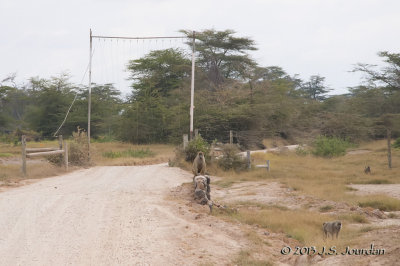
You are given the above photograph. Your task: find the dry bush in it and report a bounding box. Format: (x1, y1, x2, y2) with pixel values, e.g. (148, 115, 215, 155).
(46, 127, 89, 167)
(69, 127, 89, 166)
(217, 144, 248, 171)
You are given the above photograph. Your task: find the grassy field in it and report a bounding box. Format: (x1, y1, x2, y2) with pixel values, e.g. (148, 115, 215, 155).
(203, 139, 400, 265)
(211, 140, 400, 206)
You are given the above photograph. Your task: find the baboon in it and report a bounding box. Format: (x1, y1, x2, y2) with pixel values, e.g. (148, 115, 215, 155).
(364, 166, 371, 174)
(323, 221, 342, 239)
(192, 151, 206, 176)
(194, 175, 212, 212)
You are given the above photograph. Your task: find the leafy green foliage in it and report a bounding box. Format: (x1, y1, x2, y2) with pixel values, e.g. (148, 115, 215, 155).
(393, 137, 400, 148)
(299, 75, 331, 101)
(184, 135, 210, 162)
(120, 49, 191, 144)
(181, 29, 257, 86)
(312, 136, 352, 157)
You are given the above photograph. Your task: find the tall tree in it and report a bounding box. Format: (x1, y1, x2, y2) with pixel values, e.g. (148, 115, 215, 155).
(353, 51, 400, 168)
(127, 48, 191, 99)
(122, 48, 191, 143)
(299, 75, 331, 101)
(354, 51, 400, 91)
(181, 29, 257, 86)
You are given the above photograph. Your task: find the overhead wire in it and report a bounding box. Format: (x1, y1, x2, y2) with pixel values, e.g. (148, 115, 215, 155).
(53, 48, 95, 137)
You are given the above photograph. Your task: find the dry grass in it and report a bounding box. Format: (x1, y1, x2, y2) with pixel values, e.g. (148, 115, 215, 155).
(212, 140, 399, 205)
(233, 250, 273, 266)
(357, 195, 400, 211)
(210, 140, 400, 252)
(0, 162, 65, 185)
(1, 140, 63, 183)
(0, 140, 175, 183)
(91, 142, 174, 166)
(214, 203, 363, 250)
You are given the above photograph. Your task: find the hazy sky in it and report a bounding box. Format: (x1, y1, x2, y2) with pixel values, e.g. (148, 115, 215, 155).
(1, 0, 399, 95)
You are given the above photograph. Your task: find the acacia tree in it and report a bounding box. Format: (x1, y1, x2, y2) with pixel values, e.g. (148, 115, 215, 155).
(122, 48, 191, 143)
(299, 75, 331, 101)
(353, 51, 400, 168)
(180, 29, 257, 86)
(354, 51, 400, 91)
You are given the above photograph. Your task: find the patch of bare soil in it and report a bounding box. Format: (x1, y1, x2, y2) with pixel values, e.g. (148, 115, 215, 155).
(169, 182, 302, 265)
(346, 149, 371, 155)
(213, 181, 352, 213)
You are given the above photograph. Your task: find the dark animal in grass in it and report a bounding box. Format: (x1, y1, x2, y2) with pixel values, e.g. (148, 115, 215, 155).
(364, 166, 371, 174)
(323, 221, 342, 239)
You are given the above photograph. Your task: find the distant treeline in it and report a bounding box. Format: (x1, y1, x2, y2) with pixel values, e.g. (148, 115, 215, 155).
(1, 29, 399, 147)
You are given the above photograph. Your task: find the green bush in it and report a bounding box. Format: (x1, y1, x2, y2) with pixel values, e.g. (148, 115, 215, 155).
(393, 137, 400, 149)
(184, 135, 210, 162)
(217, 144, 248, 171)
(313, 136, 352, 157)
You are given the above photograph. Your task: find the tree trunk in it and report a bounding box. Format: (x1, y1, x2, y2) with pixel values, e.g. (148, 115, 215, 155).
(387, 128, 392, 169)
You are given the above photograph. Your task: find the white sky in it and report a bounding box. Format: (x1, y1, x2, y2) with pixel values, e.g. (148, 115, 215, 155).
(1, 0, 399, 95)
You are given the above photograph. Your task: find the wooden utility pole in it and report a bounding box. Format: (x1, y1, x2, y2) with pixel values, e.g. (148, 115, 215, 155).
(88, 29, 93, 161)
(58, 135, 63, 149)
(190, 31, 195, 140)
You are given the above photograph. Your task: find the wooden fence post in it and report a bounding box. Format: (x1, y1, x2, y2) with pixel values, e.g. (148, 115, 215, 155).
(183, 134, 189, 149)
(229, 130, 233, 144)
(58, 135, 63, 149)
(64, 141, 68, 171)
(266, 160, 270, 172)
(246, 150, 251, 169)
(21, 135, 26, 176)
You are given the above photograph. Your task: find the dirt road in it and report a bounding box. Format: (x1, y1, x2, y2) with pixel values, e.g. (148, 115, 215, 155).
(0, 164, 244, 265)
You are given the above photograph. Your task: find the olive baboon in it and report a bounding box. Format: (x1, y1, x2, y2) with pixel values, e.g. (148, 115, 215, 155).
(364, 166, 371, 174)
(194, 175, 212, 212)
(323, 221, 342, 239)
(192, 151, 206, 176)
